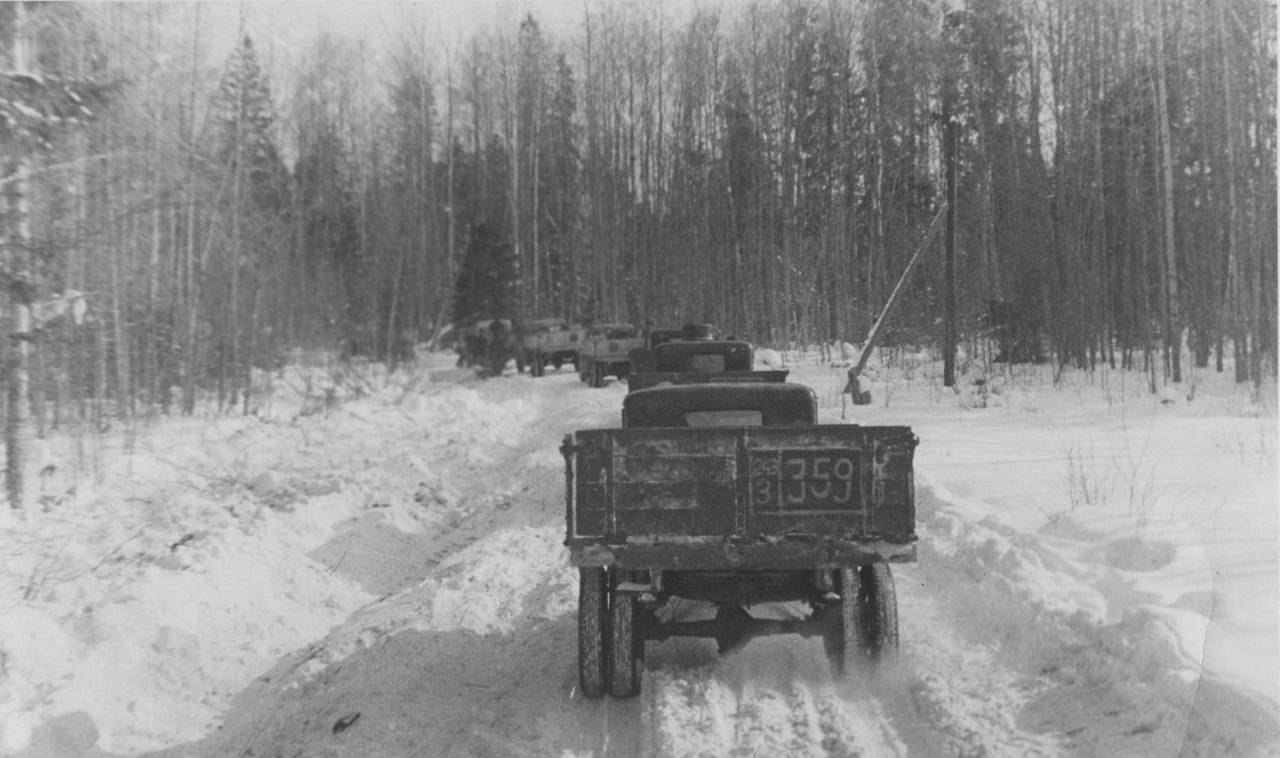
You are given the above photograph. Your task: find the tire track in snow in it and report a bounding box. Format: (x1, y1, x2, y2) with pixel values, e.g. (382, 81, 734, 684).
(147, 371, 630, 758)
(152, 365, 1276, 758)
(638, 633, 911, 756)
(628, 490, 1077, 758)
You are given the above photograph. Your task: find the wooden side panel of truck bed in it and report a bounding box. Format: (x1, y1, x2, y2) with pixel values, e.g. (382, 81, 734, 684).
(563, 426, 916, 568)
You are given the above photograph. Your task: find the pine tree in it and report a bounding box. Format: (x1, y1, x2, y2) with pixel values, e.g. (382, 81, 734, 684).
(385, 59, 440, 355)
(542, 53, 580, 319)
(294, 130, 361, 326)
(208, 33, 289, 411)
(212, 35, 289, 213)
(451, 221, 519, 328)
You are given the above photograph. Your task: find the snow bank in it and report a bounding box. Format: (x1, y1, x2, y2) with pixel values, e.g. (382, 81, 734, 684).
(1, 348, 1275, 757)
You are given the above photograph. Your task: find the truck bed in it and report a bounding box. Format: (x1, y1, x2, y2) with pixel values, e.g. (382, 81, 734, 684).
(562, 425, 917, 569)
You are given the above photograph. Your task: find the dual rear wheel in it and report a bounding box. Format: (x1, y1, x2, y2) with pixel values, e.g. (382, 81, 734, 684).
(578, 360, 606, 387)
(579, 563, 898, 697)
(578, 568, 641, 699)
(824, 563, 899, 678)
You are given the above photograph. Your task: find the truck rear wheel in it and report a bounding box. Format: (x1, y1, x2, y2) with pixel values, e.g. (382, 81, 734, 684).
(858, 562, 898, 661)
(608, 578, 641, 698)
(825, 568, 859, 678)
(578, 568, 608, 698)
(824, 563, 898, 678)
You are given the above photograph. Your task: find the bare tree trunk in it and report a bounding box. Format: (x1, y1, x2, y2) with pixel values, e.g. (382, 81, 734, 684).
(1214, 0, 1245, 381)
(6, 221, 33, 510)
(942, 46, 958, 388)
(532, 82, 541, 316)
(1151, 0, 1181, 383)
(505, 47, 521, 317)
(182, 7, 202, 414)
(110, 213, 131, 420)
(431, 51, 457, 351)
(243, 282, 259, 416)
(6, 2, 33, 509)
(385, 250, 406, 372)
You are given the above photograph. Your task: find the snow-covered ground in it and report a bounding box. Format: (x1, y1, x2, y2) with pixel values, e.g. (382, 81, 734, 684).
(1, 347, 1276, 757)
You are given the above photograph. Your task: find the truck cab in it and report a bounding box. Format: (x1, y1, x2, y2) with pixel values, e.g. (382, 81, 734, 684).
(622, 382, 815, 427)
(628, 325, 788, 391)
(564, 378, 917, 699)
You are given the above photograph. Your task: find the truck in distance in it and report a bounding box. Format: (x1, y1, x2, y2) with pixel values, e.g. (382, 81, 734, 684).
(577, 323, 644, 388)
(519, 318, 584, 377)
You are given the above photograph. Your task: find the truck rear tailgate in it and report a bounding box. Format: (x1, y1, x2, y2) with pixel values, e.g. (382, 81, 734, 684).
(563, 426, 916, 567)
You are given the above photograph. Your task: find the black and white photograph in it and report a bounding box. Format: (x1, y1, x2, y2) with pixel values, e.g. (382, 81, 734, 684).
(0, 1, 1275, 755)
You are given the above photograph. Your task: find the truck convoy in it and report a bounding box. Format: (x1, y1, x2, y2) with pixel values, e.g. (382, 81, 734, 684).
(561, 329, 918, 698)
(577, 323, 645, 388)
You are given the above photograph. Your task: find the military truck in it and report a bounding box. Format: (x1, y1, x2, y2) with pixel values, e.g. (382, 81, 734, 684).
(519, 318, 585, 377)
(455, 318, 519, 376)
(562, 380, 918, 698)
(628, 326, 789, 391)
(577, 323, 644, 388)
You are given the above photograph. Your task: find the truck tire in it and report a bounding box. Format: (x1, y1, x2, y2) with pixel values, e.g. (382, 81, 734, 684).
(824, 563, 898, 678)
(578, 568, 608, 698)
(591, 362, 605, 388)
(824, 568, 859, 678)
(608, 578, 641, 698)
(531, 353, 545, 377)
(858, 562, 898, 661)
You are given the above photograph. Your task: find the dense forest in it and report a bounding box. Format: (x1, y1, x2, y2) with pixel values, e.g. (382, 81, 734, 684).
(0, 0, 1275, 427)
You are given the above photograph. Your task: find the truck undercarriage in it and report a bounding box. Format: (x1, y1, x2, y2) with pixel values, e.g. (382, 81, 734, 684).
(564, 380, 918, 698)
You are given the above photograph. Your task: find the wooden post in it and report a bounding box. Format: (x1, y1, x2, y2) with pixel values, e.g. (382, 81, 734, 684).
(845, 205, 948, 405)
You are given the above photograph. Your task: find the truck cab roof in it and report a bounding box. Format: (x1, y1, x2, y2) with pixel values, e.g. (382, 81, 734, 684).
(587, 323, 637, 339)
(650, 340, 753, 372)
(523, 317, 568, 332)
(623, 383, 818, 428)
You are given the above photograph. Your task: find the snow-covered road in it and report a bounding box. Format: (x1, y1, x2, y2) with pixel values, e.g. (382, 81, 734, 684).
(4, 352, 1276, 757)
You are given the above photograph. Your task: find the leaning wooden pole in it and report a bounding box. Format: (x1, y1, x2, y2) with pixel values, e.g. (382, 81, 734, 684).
(845, 204, 948, 408)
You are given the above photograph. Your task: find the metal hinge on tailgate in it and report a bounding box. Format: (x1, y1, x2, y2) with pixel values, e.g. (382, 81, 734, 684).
(560, 435, 583, 458)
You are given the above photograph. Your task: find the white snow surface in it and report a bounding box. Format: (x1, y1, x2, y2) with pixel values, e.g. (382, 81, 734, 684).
(0, 348, 1276, 757)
